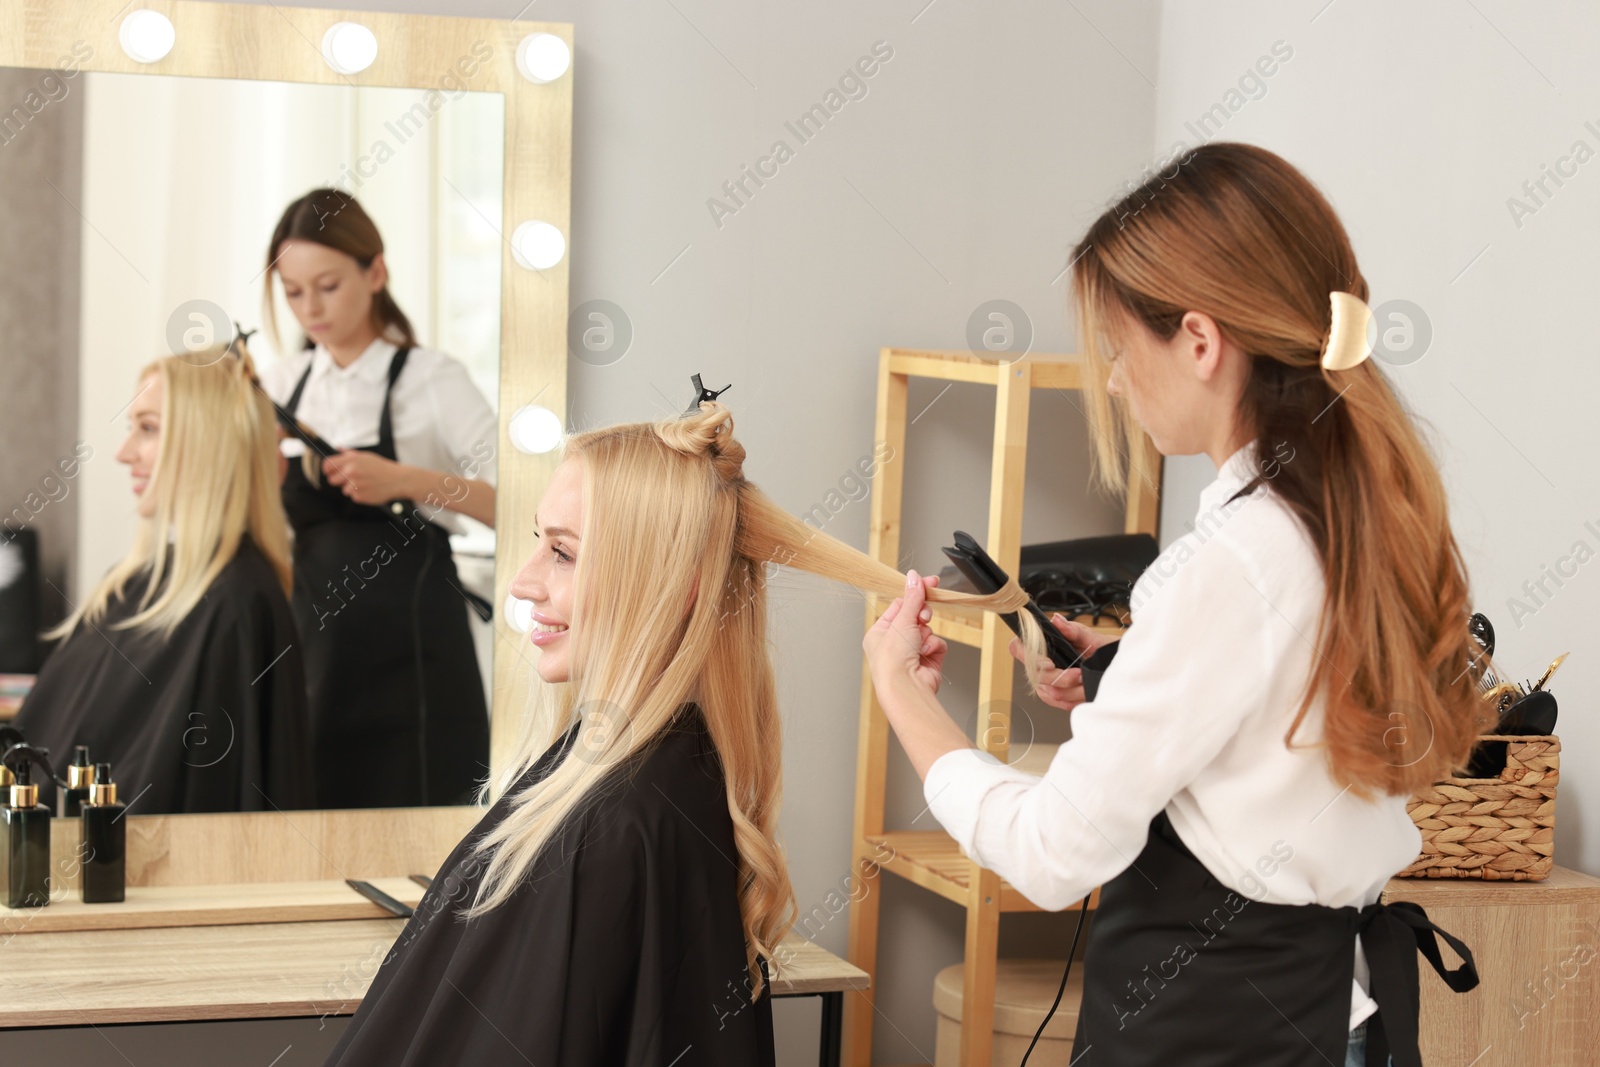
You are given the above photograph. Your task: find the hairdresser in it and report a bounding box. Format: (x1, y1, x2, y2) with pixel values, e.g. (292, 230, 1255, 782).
(260, 188, 493, 808)
(863, 143, 1479, 1067)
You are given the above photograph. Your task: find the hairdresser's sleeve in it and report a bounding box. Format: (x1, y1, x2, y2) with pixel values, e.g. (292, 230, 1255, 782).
(426, 356, 499, 487)
(923, 531, 1278, 911)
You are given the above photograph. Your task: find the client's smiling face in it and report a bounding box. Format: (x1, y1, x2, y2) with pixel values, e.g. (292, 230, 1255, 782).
(511, 457, 582, 684)
(116, 372, 163, 519)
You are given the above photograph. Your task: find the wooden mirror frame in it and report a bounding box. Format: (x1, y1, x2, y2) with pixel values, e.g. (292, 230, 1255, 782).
(0, 0, 570, 881)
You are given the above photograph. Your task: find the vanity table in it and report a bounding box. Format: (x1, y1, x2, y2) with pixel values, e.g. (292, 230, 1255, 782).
(1, 923, 870, 1065)
(2, 833, 1589, 1067)
(1, 924, 868, 1065)
(0, 808, 870, 1066)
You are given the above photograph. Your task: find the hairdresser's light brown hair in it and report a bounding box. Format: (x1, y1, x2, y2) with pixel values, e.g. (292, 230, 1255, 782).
(1069, 141, 1478, 796)
(50, 345, 292, 639)
(467, 401, 1049, 997)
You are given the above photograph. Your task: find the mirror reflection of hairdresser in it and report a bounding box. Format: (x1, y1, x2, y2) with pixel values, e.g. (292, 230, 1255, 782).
(863, 144, 1481, 1067)
(14, 348, 314, 814)
(260, 189, 494, 809)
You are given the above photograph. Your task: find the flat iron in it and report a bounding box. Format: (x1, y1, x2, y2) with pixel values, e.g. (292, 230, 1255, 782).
(940, 531, 1120, 699)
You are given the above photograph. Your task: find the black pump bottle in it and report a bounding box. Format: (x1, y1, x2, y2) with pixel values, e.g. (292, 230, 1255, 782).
(60, 744, 95, 818)
(0, 726, 24, 797)
(80, 762, 126, 904)
(1, 744, 55, 908)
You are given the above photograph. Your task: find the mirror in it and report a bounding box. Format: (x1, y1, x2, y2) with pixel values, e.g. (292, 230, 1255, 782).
(0, 6, 572, 821)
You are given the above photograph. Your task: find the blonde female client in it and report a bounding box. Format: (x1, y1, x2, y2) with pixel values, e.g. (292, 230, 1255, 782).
(16, 346, 313, 814)
(323, 398, 1044, 1066)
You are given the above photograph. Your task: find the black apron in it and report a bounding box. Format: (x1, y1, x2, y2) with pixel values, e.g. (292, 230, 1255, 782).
(281, 347, 489, 808)
(1070, 812, 1477, 1067)
(1070, 475, 1478, 1066)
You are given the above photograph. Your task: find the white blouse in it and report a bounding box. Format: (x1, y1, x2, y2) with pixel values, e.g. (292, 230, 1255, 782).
(262, 338, 497, 536)
(923, 440, 1422, 1030)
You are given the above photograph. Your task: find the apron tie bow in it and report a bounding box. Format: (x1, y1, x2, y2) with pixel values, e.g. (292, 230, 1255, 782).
(1357, 899, 1479, 1067)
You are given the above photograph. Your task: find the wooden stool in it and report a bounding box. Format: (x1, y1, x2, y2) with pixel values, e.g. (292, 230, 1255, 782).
(933, 959, 1080, 1066)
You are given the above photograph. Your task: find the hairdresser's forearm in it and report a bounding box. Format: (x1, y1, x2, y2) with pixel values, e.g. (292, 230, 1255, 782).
(876, 674, 976, 781)
(401, 467, 497, 527)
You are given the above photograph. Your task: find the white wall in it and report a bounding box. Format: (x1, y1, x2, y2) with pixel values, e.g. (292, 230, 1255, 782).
(1151, 0, 1600, 878)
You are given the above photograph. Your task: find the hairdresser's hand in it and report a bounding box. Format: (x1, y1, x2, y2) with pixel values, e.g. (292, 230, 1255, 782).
(1009, 615, 1118, 712)
(323, 450, 416, 505)
(864, 570, 945, 697)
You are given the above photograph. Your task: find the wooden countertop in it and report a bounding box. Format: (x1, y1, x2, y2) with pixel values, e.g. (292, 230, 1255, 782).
(3, 796, 1587, 1036)
(0, 790, 875, 1029)
(0, 920, 867, 1028)
(1, 860, 1591, 1032)
(1384, 864, 1600, 905)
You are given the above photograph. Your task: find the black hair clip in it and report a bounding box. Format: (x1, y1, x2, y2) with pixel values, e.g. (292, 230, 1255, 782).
(220, 320, 338, 458)
(682, 373, 731, 417)
(226, 321, 259, 359)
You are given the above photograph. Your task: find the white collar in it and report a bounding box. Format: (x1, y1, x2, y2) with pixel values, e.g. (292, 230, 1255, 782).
(312, 336, 397, 383)
(1195, 439, 1261, 516)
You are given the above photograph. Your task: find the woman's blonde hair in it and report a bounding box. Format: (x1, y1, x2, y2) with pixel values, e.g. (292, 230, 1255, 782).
(467, 401, 1050, 997)
(1069, 141, 1479, 796)
(51, 345, 292, 639)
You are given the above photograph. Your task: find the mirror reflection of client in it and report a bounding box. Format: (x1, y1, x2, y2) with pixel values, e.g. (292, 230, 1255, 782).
(15, 347, 314, 814)
(260, 189, 495, 809)
(324, 400, 1043, 1066)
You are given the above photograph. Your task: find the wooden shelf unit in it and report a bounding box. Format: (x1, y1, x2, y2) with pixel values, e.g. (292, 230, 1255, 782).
(843, 347, 1161, 1066)
(864, 832, 1105, 914)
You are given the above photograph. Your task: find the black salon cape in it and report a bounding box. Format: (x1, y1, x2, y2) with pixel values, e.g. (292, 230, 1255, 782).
(13, 537, 313, 813)
(324, 702, 776, 1067)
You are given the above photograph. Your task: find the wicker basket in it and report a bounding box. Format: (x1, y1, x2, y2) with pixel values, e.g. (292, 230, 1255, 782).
(1397, 734, 1558, 880)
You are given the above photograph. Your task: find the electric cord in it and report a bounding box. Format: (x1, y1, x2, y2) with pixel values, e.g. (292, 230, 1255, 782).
(1019, 892, 1092, 1066)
